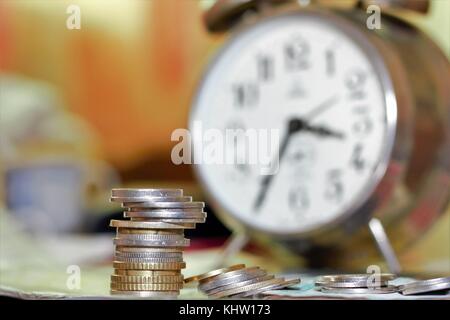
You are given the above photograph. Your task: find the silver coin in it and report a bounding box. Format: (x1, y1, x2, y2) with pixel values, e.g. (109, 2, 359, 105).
(111, 188, 183, 198)
(317, 274, 396, 283)
(211, 278, 285, 299)
(113, 256, 184, 263)
(115, 246, 184, 253)
(199, 268, 266, 292)
(262, 278, 301, 291)
(220, 278, 286, 299)
(111, 196, 192, 203)
(320, 285, 399, 294)
(123, 201, 205, 209)
(113, 238, 190, 247)
(115, 251, 183, 259)
(399, 277, 450, 295)
(116, 233, 186, 241)
(232, 278, 298, 298)
(110, 219, 195, 229)
(124, 210, 207, 219)
(206, 275, 275, 296)
(398, 277, 450, 291)
(130, 217, 206, 224)
(315, 279, 390, 288)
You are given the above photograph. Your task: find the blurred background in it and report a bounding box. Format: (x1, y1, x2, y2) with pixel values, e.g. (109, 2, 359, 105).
(0, 0, 448, 296)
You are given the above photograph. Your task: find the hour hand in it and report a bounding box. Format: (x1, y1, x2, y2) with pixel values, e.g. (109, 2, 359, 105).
(302, 123, 345, 139)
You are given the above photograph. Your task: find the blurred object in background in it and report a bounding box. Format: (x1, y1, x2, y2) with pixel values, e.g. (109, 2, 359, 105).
(0, 0, 448, 274)
(0, 74, 120, 233)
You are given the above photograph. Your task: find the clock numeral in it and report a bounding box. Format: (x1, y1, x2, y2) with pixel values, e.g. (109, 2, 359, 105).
(325, 169, 343, 203)
(351, 144, 366, 171)
(345, 69, 367, 100)
(257, 55, 274, 82)
(325, 49, 335, 76)
(284, 37, 310, 71)
(352, 117, 373, 137)
(288, 186, 310, 215)
(232, 83, 259, 108)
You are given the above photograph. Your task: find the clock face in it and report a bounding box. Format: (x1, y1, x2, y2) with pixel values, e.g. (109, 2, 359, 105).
(190, 12, 395, 235)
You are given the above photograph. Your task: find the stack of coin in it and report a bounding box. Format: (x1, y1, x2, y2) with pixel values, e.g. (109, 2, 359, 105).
(316, 273, 398, 294)
(185, 264, 300, 298)
(109, 188, 206, 298)
(398, 277, 450, 295)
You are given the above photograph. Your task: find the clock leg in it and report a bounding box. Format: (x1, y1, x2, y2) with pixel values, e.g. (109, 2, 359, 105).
(368, 218, 402, 274)
(215, 232, 250, 269)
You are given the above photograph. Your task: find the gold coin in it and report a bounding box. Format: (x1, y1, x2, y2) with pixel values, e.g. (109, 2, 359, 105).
(117, 228, 184, 235)
(113, 261, 186, 270)
(115, 246, 184, 253)
(110, 282, 183, 291)
(114, 269, 181, 276)
(184, 264, 246, 283)
(111, 274, 184, 284)
(110, 290, 179, 298)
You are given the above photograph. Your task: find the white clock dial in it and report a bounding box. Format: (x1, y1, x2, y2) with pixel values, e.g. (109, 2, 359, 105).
(191, 13, 395, 235)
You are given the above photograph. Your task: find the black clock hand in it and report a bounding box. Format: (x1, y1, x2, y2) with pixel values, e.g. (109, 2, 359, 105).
(253, 118, 305, 211)
(302, 123, 345, 139)
(253, 95, 340, 212)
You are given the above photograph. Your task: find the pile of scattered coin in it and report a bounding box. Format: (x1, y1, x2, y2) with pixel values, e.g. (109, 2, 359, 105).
(316, 274, 450, 295)
(398, 276, 450, 295)
(185, 264, 300, 298)
(109, 188, 206, 298)
(315, 273, 398, 294)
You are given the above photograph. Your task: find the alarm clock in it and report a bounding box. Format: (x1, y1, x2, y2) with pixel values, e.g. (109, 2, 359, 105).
(189, 0, 450, 269)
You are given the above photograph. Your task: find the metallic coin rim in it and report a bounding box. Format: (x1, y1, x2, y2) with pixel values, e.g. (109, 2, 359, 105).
(130, 217, 206, 224)
(123, 201, 205, 209)
(317, 274, 396, 283)
(110, 282, 184, 291)
(398, 277, 450, 291)
(113, 238, 190, 247)
(184, 264, 246, 283)
(211, 278, 285, 299)
(117, 228, 184, 235)
(111, 274, 184, 284)
(400, 281, 450, 295)
(111, 196, 192, 203)
(315, 279, 390, 288)
(199, 268, 266, 292)
(111, 188, 183, 197)
(320, 285, 399, 294)
(115, 251, 183, 258)
(114, 269, 182, 276)
(206, 275, 275, 296)
(125, 211, 207, 219)
(116, 233, 186, 240)
(201, 267, 261, 283)
(110, 219, 195, 229)
(113, 261, 186, 270)
(113, 256, 184, 263)
(115, 246, 184, 253)
(260, 278, 301, 292)
(110, 290, 180, 298)
(232, 278, 301, 298)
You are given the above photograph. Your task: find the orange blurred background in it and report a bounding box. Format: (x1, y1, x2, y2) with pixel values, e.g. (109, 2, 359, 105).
(0, 0, 220, 180)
